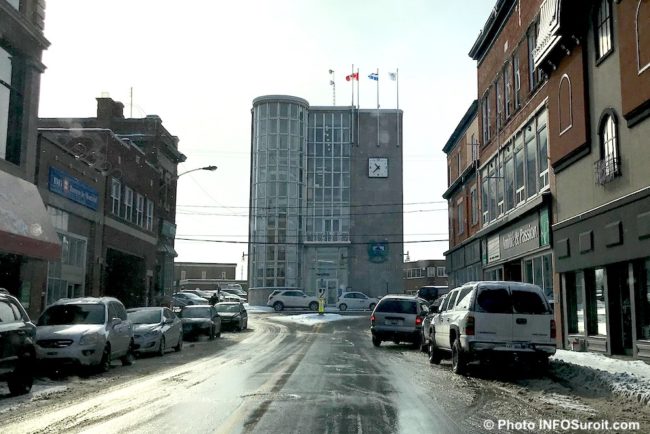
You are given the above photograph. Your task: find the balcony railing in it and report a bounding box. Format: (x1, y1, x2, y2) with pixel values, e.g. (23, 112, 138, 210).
(595, 155, 621, 185)
(306, 232, 350, 243)
(533, 0, 562, 69)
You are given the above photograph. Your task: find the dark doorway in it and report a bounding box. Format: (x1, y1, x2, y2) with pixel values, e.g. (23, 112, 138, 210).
(504, 261, 522, 281)
(607, 262, 633, 355)
(104, 248, 145, 308)
(0, 253, 22, 296)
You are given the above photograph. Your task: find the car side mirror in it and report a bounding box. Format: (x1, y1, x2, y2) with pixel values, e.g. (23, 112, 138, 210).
(165, 318, 174, 324)
(110, 318, 121, 327)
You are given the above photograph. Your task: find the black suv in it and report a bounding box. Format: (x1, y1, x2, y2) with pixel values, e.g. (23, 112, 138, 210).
(0, 288, 36, 395)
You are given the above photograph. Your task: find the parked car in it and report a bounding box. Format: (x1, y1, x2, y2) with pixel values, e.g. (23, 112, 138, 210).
(35, 297, 134, 372)
(337, 292, 378, 311)
(0, 288, 36, 395)
(127, 307, 183, 356)
(181, 289, 214, 300)
(221, 284, 247, 297)
(172, 292, 209, 307)
(416, 286, 449, 304)
(179, 305, 221, 340)
(370, 295, 429, 347)
(267, 289, 319, 312)
(219, 290, 247, 303)
(420, 294, 447, 352)
(214, 302, 248, 331)
(427, 281, 556, 374)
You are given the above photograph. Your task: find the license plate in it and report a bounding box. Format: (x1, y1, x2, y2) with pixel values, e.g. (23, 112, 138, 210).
(385, 320, 400, 326)
(505, 343, 527, 349)
(47, 351, 58, 356)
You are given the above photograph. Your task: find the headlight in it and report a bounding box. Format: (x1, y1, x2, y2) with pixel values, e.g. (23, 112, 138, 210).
(79, 334, 99, 345)
(144, 329, 161, 338)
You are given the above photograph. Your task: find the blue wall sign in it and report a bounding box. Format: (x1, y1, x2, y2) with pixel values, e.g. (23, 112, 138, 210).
(367, 241, 389, 263)
(48, 167, 99, 211)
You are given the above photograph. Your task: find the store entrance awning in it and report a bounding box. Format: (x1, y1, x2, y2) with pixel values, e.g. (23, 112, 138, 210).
(0, 171, 61, 261)
(157, 243, 178, 257)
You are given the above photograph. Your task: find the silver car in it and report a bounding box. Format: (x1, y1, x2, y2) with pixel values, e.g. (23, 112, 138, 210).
(127, 307, 183, 356)
(35, 297, 134, 372)
(370, 295, 429, 348)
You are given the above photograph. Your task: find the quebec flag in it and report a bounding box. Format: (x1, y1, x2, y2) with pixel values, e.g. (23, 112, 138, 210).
(368, 72, 379, 81)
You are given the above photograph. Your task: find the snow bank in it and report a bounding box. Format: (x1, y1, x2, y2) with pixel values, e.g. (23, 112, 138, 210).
(551, 350, 650, 406)
(243, 303, 275, 313)
(270, 313, 365, 326)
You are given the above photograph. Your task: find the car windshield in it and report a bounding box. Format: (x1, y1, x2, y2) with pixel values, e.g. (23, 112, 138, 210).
(38, 304, 105, 326)
(215, 304, 240, 313)
(181, 307, 212, 318)
(127, 310, 162, 324)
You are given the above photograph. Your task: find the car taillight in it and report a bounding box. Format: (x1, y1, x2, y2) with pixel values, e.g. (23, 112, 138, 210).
(465, 315, 475, 336)
(551, 319, 556, 339)
(370, 314, 375, 325)
(415, 316, 423, 326)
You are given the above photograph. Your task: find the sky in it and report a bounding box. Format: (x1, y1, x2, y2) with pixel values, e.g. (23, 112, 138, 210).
(38, 0, 496, 279)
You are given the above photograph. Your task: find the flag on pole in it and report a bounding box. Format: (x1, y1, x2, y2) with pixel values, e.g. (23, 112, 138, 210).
(345, 72, 359, 81)
(368, 72, 379, 81)
(388, 72, 397, 81)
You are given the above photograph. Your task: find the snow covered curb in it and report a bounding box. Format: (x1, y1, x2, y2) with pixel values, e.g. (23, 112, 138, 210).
(269, 313, 366, 326)
(550, 350, 650, 406)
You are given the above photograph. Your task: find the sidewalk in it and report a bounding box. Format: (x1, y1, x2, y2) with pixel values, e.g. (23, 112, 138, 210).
(550, 349, 650, 406)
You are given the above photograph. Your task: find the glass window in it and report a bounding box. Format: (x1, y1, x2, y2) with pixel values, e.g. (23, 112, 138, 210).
(111, 179, 121, 215)
(0, 45, 23, 164)
(525, 123, 537, 199)
(537, 123, 548, 189)
(585, 268, 608, 336)
(512, 288, 549, 314)
(513, 51, 521, 109)
(146, 199, 154, 230)
(457, 201, 464, 235)
(514, 134, 525, 204)
(600, 113, 619, 176)
(136, 194, 145, 226)
(124, 187, 134, 221)
(634, 258, 650, 340)
(505, 151, 514, 212)
(596, 0, 613, 59)
(504, 62, 511, 118)
(476, 286, 511, 314)
(446, 291, 459, 310)
(470, 186, 478, 225)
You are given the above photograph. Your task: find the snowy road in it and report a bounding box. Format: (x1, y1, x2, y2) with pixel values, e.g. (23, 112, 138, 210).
(1, 314, 649, 433)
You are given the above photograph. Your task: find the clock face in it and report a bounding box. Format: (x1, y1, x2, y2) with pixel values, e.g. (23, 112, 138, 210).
(368, 157, 388, 178)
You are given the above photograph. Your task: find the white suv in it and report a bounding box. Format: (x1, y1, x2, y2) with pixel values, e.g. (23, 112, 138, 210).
(337, 292, 378, 311)
(267, 290, 319, 311)
(427, 281, 556, 374)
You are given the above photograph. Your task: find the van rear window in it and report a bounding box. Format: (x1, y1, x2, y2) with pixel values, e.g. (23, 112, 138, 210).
(375, 299, 417, 314)
(476, 287, 512, 314)
(512, 289, 549, 314)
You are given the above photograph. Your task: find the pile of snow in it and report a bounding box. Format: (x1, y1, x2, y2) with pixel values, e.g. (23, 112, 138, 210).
(270, 313, 364, 326)
(243, 303, 275, 313)
(551, 349, 650, 406)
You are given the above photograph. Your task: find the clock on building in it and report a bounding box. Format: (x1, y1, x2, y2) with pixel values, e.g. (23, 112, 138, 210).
(368, 157, 388, 178)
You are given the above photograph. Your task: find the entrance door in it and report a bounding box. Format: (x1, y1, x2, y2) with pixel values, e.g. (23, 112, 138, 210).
(326, 279, 338, 305)
(607, 263, 633, 355)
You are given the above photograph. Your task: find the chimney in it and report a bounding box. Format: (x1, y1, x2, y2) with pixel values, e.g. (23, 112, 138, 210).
(96, 97, 124, 126)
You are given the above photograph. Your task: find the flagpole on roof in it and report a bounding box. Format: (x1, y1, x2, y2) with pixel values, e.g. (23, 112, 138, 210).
(377, 67, 380, 148)
(351, 64, 355, 107)
(329, 69, 336, 105)
(356, 67, 360, 146)
(396, 68, 400, 148)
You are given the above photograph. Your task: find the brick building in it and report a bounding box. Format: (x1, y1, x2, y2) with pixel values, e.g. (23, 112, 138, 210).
(173, 261, 240, 292)
(37, 97, 185, 308)
(534, 0, 650, 360)
(403, 259, 448, 295)
(0, 0, 61, 318)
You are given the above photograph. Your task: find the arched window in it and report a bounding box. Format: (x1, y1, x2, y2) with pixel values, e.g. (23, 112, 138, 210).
(596, 110, 620, 183)
(595, 0, 613, 60)
(558, 74, 573, 134)
(637, 0, 650, 73)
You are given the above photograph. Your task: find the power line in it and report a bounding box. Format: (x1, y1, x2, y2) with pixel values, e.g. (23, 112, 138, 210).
(176, 232, 449, 237)
(176, 200, 447, 210)
(176, 208, 448, 218)
(175, 237, 449, 245)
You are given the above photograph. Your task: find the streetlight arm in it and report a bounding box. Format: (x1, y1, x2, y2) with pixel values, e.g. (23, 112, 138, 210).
(176, 165, 218, 179)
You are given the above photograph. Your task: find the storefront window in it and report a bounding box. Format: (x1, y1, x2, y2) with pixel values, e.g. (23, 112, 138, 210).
(566, 271, 585, 334)
(585, 268, 607, 336)
(635, 258, 650, 341)
(523, 253, 553, 300)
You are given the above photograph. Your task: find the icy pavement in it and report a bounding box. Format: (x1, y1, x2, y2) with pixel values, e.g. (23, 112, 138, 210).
(551, 349, 650, 406)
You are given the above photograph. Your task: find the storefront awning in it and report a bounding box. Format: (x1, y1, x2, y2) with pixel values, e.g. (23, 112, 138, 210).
(157, 243, 178, 257)
(0, 171, 61, 261)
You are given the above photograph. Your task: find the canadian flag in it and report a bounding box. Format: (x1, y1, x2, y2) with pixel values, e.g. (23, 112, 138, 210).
(345, 72, 359, 81)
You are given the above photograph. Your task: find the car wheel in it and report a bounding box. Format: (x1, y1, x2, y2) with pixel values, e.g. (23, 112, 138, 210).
(339, 303, 348, 311)
(309, 301, 319, 311)
(420, 332, 428, 353)
(372, 336, 381, 347)
(243, 319, 247, 330)
(428, 341, 441, 365)
(157, 336, 166, 357)
(174, 333, 183, 352)
(99, 344, 111, 372)
(7, 357, 34, 396)
(237, 319, 243, 332)
(216, 329, 221, 338)
(273, 301, 284, 311)
(121, 341, 135, 366)
(451, 339, 467, 374)
(209, 326, 215, 340)
(369, 303, 376, 311)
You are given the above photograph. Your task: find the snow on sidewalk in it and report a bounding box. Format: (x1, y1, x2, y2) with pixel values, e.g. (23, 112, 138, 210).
(269, 313, 366, 326)
(551, 349, 650, 406)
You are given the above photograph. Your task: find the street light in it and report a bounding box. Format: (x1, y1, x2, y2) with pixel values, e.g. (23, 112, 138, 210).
(176, 165, 217, 179)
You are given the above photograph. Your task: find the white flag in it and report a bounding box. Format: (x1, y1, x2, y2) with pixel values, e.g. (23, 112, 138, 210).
(388, 72, 397, 81)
